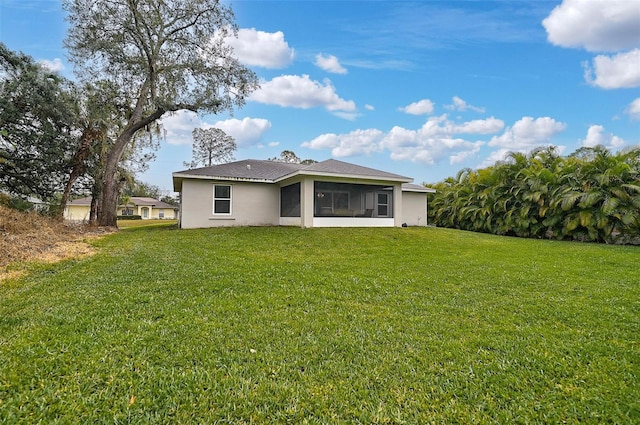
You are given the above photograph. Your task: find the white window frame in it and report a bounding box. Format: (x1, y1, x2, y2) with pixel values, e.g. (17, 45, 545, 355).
(213, 184, 232, 215)
(376, 192, 391, 217)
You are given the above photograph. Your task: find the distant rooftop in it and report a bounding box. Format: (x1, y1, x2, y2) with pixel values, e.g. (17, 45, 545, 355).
(67, 196, 176, 209)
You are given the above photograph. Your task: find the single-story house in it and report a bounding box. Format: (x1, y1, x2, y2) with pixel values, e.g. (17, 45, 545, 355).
(172, 159, 435, 229)
(64, 196, 178, 221)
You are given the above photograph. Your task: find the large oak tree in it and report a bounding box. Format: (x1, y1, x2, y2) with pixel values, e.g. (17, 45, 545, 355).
(63, 0, 259, 226)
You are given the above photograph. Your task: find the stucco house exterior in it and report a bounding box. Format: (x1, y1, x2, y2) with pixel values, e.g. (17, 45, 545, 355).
(64, 196, 178, 221)
(172, 159, 435, 229)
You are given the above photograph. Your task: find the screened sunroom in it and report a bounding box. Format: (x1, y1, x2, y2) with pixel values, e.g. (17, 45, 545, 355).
(312, 181, 394, 218)
(279, 181, 398, 227)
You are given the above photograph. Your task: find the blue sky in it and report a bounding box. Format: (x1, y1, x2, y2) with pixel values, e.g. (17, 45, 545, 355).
(1, 0, 639, 195)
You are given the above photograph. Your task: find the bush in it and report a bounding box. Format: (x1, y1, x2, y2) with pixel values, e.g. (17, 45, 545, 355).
(117, 215, 142, 220)
(0, 194, 35, 212)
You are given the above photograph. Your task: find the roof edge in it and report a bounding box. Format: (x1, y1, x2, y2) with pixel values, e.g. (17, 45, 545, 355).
(402, 187, 436, 193)
(274, 169, 412, 183)
(172, 172, 276, 184)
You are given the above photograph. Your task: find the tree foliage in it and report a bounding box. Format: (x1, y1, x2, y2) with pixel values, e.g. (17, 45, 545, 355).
(428, 146, 640, 244)
(58, 80, 160, 222)
(0, 43, 78, 201)
(121, 180, 162, 199)
(268, 150, 317, 164)
(184, 128, 236, 169)
(63, 0, 259, 226)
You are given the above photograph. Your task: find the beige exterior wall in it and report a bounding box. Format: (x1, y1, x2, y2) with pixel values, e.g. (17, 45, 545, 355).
(65, 200, 177, 222)
(118, 206, 177, 219)
(392, 183, 403, 227)
(180, 179, 280, 229)
(300, 178, 314, 228)
(401, 192, 428, 226)
(64, 205, 91, 221)
(151, 208, 177, 219)
(313, 217, 395, 227)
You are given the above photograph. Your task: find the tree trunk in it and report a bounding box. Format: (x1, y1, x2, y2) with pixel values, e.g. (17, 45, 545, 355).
(90, 195, 98, 226)
(90, 163, 103, 226)
(98, 151, 124, 227)
(58, 127, 96, 220)
(95, 106, 167, 226)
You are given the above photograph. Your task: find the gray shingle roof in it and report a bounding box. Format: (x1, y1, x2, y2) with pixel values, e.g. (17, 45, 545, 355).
(67, 196, 92, 205)
(131, 197, 177, 209)
(300, 159, 410, 180)
(173, 158, 411, 185)
(173, 160, 304, 181)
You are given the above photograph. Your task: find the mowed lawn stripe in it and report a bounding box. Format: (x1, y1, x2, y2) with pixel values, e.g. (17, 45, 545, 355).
(1, 226, 638, 423)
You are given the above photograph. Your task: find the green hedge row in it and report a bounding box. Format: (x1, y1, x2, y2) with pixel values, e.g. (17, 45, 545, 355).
(117, 215, 142, 220)
(427, 146, 639, 244)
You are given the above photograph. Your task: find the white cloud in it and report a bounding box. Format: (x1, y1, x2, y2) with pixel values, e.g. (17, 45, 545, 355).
(583, 49, 640, 89)
(418, 114, 449, 137)
(302, 129, 384, 157)
(364, 104, 375, 111)
(397, 139, 483, 166)
(543, 0, 640, 52)
(488, 116, 567, 150)
(454, 117, 504, 134)
(250, 74, 356, 113)
(399, 99, 435, 115)
(159, 110, 202, 145)
(315, 54, 348, 74)
(627, 98, 640, 120)
(211, 117, 272, 147)
(417, 115, 504, 137)
(225, 28, 294, 69)
(384, 125, 421, 148)
(450, 146, 482, 165)
(302, 133, 341, 150)
(477, 148, 512, 169)
(332, 111, 360, 121)
(159, 111, 271, 147)
(381, 121, 485, 165)
(445, 96, 485, 113)
(303, 114, 501, 165)
(580, 125, 626, 149)
(543, 1, 640, 90)
(38, 58, 64, 72)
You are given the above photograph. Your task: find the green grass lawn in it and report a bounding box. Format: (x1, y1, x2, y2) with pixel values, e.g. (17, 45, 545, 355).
(1, 225, 638, 423)
(117, 219, 178, 229)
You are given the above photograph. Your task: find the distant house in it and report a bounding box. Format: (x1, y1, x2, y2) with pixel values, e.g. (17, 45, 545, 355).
(64, 196, 178, 221)
(172, 158, 435, 229)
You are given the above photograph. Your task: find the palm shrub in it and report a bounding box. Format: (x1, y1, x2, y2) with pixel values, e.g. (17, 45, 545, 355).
(427, 145, 640, 244)
(554, 146, 640, 242)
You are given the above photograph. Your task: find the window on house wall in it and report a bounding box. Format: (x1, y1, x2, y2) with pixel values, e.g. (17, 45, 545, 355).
(159, 209, 164, 218)
(377, 192, 390, 217)
(280, 183, 301, 217)
(213, 184, 232, 214)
